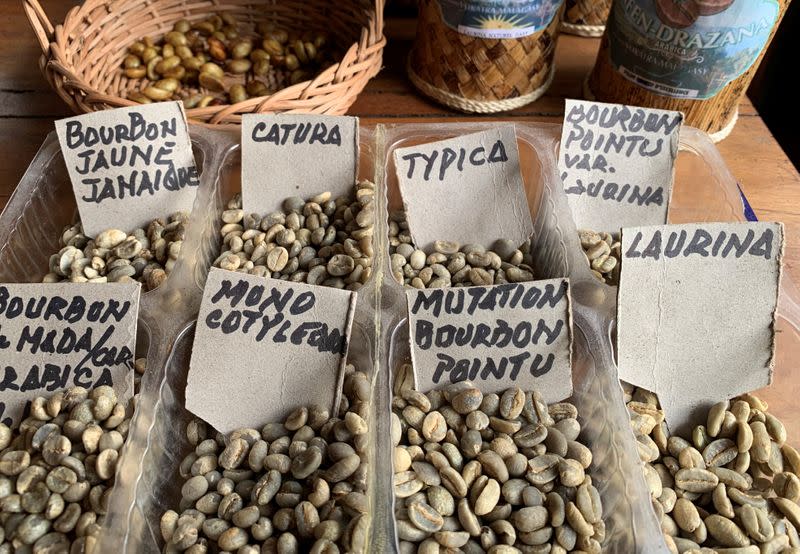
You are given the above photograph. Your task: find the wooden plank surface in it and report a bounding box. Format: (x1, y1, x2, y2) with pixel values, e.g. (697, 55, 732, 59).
(2, 4, 800, 437)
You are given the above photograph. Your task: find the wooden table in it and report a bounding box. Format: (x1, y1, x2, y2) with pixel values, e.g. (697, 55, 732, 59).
(2, 4, 800, 438)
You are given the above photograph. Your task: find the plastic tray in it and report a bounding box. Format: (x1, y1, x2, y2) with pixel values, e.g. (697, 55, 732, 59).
(0, 122, 658, 552)
(86, 125, 384, 553)
(0, 131, 218, 365)
(566, 125, 800, 446)
(561, 124, 800, 548)
(1, 121, 795, 553)
(376, 122, 666, 553)
(0, 125, 384, 552)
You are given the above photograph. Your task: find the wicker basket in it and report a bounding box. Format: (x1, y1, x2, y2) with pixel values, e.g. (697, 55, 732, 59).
(407, 0, 562, 114)
(561, 0, 611, 37)
(23, 0, 386, 124)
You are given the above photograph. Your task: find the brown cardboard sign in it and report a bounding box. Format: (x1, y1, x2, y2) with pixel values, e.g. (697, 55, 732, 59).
(394, 126, 534, 252)
(186, 268, 357, 434)
(241, 114, 359, 214)
(617, 222, 784, 431)
(406, 278, 573, 402)
(560, 100, 682, 234)
(55, 102, 199, 238)
(0, 283, 140, 427)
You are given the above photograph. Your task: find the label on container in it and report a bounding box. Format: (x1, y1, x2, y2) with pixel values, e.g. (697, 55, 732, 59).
(56, 102, 199, 238)
(186, 268, 356, 434)
(241, 115, 359, 214)
(394, 126, 533, 253)
(436, 0, 562, 38)
(617, 222, 783, 432)
(407, 278, 573, 401)
(606, 0, 780, 99)
(0, 283, 140, 427)
(559, 99, 682, 234)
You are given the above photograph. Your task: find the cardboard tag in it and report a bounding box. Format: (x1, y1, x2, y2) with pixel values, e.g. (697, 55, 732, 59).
(241, 115, 359, 214)
(394, 126, 534, 252)
(186, 268, 357, 434)
(406, 279, 573, 401)
(56, 102, 199, 238)
(617, 222, 784, 431)
(0, 283, 140, 427)
(560, 100, 682, 234)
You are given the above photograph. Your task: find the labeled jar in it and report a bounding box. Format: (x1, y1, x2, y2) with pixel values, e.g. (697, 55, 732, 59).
(587, 0, 791, 140)
(408, 0, 565, 113)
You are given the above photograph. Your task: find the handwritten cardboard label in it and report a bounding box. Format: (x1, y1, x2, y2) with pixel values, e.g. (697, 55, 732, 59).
(394, 126, 534, 252)
(0, 283, 140, 427)
(406, 278, 573, 401)
(186, 268, 357, 433)
(241, 114, 359, 214)
(617, 222, 784, 431)
(560, 100, 682, 234)
(55, 102, 199, 237)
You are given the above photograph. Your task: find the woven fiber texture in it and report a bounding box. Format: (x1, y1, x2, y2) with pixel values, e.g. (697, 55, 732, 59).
(564, 0, 612, 27)
(23, 0, 386, 124)
(408, 0, 561, 112)
(408, 60, 555, 114)
(561, 0, 610, 36)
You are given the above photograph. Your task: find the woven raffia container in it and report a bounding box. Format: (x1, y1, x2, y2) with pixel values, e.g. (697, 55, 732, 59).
(408, 0, 564, 113)
(561, 0, 611, 37)
(587, 0, 791, 141)
(23, 0, 386, 124)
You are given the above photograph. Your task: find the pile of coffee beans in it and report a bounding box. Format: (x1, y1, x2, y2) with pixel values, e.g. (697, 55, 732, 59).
(161, 365, 371, 552)
(392, 374, 603, 553)
(0, 386, 133, 553)
(214, 182, 375, 291)
(389, 211, 536, 289)
(578, 230, 620, 286)
(623, 383, 800, 553)
(43, 213, 189, 292)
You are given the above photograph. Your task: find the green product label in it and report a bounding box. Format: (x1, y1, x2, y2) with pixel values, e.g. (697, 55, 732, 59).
(607, 0, 779, 99)
(436, 0, 563, 38)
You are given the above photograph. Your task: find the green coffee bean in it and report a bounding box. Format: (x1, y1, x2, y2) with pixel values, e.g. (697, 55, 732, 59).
(389, 211, 535, 288)
(706, 514, 749, 547)
(625, 386, 800, 553)
(163, 366, 370, 552)
(394, 383, 597, 552)
(0, 387, 132, 551)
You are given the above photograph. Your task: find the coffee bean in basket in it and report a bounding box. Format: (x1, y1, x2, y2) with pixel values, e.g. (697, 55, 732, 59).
(392, 373, 603, 553)
(123, 14, 339, 108)
(160, 365, 370, 553)
(214, 181, 375, 291)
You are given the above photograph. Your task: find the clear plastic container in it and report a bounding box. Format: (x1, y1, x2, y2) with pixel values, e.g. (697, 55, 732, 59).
(567, 124, 800, 446)
(0, 130, 213, 366)
(559, 123, 800, 547)
(0, 125, 384, 552)
(93, 126, 384, 553)
(376, 122, 667, 553)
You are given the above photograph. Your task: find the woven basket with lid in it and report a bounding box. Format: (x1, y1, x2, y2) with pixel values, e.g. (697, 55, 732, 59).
(408, 0, 563, 114)
(23, 0, 386, 124)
